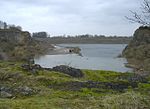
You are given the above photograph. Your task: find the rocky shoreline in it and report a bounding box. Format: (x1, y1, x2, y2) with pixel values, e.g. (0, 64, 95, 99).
(47, 45, 81, 55)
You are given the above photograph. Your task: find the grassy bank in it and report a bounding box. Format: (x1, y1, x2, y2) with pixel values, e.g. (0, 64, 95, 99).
(0, 61, 150, 109)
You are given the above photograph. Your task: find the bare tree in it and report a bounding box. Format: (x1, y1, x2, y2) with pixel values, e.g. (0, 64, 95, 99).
(126, 0, 150, 26)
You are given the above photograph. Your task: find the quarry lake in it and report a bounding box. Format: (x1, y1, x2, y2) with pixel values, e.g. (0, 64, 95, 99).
(35, 44, 132, 72)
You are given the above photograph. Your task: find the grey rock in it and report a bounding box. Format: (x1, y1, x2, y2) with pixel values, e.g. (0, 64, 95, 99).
(49, 81, 138, 91)
(0, 91, 12, 98)
(52, 65, 84, 78)
(21, 64, 42, 74)
(17, 86, 33, 96)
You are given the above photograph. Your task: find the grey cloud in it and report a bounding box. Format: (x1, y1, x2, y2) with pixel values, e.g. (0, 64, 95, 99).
(0, 0, 142, 36)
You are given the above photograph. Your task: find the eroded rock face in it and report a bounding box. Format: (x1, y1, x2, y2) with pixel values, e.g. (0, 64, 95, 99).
(0, 29, 54, 61)
(52, 65, 84, 78)
(122, 26, 150, 72)
(123, 26, 150, 58)
(0, 29, 22, 43)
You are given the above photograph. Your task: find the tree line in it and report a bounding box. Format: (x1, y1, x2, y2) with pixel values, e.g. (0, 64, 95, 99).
(0, 20, 22, 31)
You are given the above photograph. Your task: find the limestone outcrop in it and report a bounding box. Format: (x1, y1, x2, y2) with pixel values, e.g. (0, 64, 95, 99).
(122, 26, 150, 72)
(0, 29, 53, 61)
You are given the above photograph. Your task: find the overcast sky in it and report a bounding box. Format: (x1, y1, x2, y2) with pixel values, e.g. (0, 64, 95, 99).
(0, 0, 142, 36)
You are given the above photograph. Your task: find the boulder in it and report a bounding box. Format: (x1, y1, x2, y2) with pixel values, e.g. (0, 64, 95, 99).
(21, 64, 42, 70)
(21, 64, 30, 70)
(21, 64, 84, 77)
(0, 85, 36, 98)
(67, 47, 81, 54)
(17, 86, 34, 96)
(0, 91, 13, 98)
(0, 86, 13, 98)
(52, 65, 84, 78)
(21, 64, 42, 74)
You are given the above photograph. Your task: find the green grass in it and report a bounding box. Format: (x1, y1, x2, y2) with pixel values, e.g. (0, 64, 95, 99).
(0, 61, 150, 109)
(0, 91, 149, 109)
(82, 69, 131, 82)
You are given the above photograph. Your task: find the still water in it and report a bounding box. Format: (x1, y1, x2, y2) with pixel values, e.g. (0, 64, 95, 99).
(35, 44, 132, 72)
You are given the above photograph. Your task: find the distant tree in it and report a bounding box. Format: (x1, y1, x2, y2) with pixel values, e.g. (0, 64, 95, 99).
(0, 21, 4, 29)
(79, 34, 90, 38)
(99, 35, 105, 37)
(9, 25, 16, 29)
(16, 26, 22, 31)
(126, 0, 150, 26)
(32, 32, 48, 38)
(0, 21, 23, 30)
(62, 34, 66, 37)
(94, 35, 98, 37)
(67, 35, 71, 38)
(9, 25, 22, 31)
(4, 22, 7, 29)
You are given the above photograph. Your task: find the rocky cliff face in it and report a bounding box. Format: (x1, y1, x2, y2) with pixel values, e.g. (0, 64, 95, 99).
(0, 29, 53, 61)
(122, 26, 150, 72)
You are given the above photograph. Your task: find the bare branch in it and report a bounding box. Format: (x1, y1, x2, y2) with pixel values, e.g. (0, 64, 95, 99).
(126, 0, 150, 26)
(141, 0, 150, 13)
